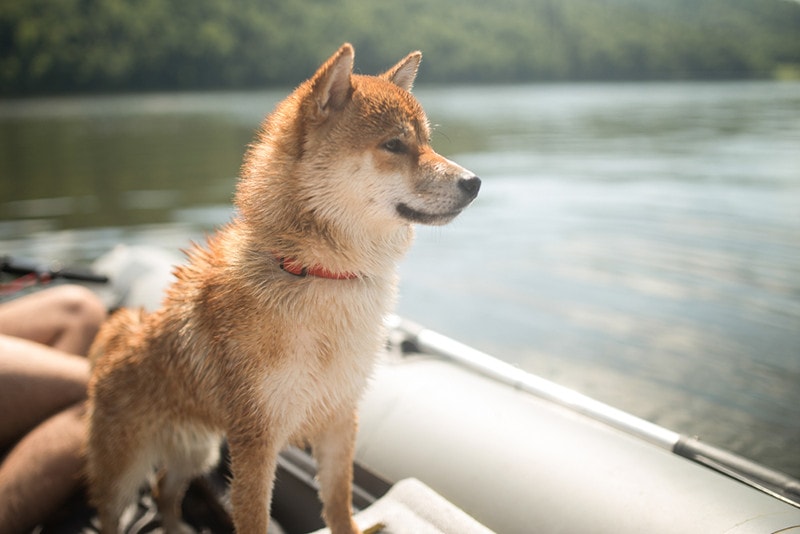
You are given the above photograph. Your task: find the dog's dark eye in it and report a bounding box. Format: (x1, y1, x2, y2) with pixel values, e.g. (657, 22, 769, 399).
(382, 138, 407, 154)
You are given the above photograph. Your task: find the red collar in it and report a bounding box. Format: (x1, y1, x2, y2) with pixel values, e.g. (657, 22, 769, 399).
(277, 256, 360, 280)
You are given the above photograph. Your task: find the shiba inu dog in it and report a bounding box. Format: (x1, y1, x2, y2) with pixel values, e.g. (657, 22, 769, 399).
(86, 43, 480, 534)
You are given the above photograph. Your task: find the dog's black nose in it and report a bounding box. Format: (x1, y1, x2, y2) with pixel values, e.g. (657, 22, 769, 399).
(458, 176, 481, 199)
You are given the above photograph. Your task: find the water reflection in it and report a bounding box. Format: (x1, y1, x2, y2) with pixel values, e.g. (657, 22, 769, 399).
(0, 93, 278, 230)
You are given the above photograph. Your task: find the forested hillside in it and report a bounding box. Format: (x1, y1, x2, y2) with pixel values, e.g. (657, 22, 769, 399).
(1, 0, 798, 95)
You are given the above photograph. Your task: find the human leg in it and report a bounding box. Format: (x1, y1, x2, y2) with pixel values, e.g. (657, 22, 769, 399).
(0, 334, 89, 446)
(0, 402, 86, 534)
(0, 285, 105, 531)
(0, 284, 106, 355)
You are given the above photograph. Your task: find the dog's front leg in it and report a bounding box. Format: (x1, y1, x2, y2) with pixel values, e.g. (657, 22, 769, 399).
(312, 410, 361, 534)
(227, 431, 280, 533)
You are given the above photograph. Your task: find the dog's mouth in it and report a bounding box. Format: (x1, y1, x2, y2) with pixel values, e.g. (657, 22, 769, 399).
(395, 203, 464, 225)
(395, 176, 480, 225)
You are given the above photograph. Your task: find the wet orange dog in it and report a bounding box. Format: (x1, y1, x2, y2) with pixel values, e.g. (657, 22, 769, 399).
(86, 43, 479, 534)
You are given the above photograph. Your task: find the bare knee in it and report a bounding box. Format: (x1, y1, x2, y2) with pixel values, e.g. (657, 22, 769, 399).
(54, 285, 107, 332)
(49, 285, 107, 354)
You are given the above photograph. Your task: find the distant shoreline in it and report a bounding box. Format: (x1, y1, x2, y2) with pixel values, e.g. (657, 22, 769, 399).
(2, 0, 798, 97)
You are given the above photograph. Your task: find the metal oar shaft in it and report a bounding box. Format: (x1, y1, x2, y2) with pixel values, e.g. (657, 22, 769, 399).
(1, 256, 109, 283)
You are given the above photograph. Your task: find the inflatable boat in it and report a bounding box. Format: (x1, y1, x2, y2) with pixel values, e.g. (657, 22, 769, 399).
(3, 247, 800, 533)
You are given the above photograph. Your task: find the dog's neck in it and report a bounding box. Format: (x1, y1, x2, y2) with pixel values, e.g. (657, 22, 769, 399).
(275, 255, 360, 280)
(230, 204, 414, 279)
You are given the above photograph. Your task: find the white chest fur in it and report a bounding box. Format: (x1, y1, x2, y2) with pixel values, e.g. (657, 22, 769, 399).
(260, 276, 394, 439)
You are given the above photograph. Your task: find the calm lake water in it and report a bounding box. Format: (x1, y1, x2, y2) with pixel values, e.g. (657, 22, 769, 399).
(1, 82, 799, 478)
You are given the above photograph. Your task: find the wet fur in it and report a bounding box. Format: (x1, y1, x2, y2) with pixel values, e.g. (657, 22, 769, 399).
(86, 43, 479, 534)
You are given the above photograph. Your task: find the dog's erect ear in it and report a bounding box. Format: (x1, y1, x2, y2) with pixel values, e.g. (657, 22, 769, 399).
(381, 51, 422, 92)
(311, 43, 355, 113)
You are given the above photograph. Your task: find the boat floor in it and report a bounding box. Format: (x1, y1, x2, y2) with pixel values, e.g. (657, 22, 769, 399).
(35, 445, 491, 534)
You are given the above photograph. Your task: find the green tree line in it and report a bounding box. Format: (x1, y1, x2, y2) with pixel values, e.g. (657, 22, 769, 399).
(1, 0, 799, 96)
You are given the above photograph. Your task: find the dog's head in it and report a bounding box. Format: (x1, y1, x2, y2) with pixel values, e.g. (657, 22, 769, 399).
(236, 44, 481, 270)
(238, 44, 480, 264)
(295, 43, 480, 229)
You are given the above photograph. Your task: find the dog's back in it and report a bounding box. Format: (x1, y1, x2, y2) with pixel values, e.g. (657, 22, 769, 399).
(87, 307, 143, 368)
